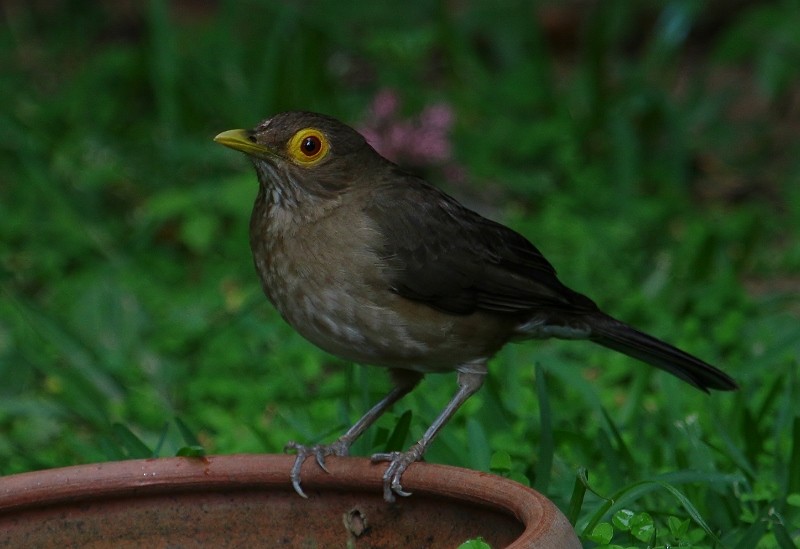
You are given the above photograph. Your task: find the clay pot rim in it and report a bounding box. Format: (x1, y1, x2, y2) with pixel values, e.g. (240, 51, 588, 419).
(0, 454, 576, 548)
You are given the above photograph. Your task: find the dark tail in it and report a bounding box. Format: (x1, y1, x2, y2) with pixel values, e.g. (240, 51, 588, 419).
(589, 316, 738, 392)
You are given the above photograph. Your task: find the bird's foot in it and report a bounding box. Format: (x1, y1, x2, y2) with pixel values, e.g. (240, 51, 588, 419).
(371, 443, 424, 502)
(284, 439, 350, 498)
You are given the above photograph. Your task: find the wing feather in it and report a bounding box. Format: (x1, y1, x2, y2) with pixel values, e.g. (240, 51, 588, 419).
(363, 171, 597, 316)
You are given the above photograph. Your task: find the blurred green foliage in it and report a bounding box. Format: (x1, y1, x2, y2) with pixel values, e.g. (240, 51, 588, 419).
(1, 0, 799, 546)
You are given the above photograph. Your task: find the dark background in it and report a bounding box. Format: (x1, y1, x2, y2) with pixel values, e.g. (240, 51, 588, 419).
(1, 1, 798, 545)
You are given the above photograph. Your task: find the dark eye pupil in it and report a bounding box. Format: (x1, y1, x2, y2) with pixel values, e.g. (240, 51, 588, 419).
(302, 136, 320, 155)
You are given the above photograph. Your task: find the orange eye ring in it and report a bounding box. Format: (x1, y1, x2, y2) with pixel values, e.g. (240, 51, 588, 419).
(287, 128, 330, 166)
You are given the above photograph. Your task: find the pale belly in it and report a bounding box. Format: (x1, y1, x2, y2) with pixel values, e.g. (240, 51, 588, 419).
(254, 249, 514, 373)
(250, 199, 516, 373)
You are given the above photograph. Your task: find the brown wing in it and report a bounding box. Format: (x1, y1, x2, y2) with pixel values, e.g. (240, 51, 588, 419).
(361, 169, 738, 393)
(363, 170, 598, 316)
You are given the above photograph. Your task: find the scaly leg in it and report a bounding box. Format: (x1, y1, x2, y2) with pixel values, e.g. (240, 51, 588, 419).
(285, 369, 422, 498)
(371, 370, 486, 502)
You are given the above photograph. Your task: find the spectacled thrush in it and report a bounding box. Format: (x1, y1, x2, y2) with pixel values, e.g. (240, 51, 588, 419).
(214, 111, 737, 502)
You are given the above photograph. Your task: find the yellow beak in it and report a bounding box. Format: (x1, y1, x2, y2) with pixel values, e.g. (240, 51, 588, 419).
(214, 129, 274, 158)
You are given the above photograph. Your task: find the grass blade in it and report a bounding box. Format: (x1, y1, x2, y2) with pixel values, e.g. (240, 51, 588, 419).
(384, 410, 412, 453)
(534, 363, 553, 493)
(111, 423, 153, 459)
(656, 480, 721, 544)
(579, 470, 740, 535)
(787, 416, 800, 496)
(567, 467, 589, 525)
(175, 416, 202, 447)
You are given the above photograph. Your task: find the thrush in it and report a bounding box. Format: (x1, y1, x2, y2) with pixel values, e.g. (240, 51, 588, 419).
(214, 111, 737, 502)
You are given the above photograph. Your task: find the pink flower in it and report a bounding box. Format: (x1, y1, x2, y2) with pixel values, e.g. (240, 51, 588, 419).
(358, 89, 455, 169)
(371, 89, 400, 120)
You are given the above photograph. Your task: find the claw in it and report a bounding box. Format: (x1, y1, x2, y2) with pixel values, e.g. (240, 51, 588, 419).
(371, 447, 423, 502)
(391, 475, 413, 498)
(285, 442, 311, 498)
(291, 468, 309, 499)
(315, 452, 330, 473)
(283, 439, 351, 498)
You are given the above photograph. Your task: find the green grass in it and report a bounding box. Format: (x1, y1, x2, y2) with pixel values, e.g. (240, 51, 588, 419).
(2, 1, 799, 547)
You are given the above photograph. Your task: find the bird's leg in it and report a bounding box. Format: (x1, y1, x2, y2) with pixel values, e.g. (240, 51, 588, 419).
(285, 369, 422, 498)
(372, 369, 486, 502)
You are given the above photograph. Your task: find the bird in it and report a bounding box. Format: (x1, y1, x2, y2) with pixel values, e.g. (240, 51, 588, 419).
(214, 111, 737, 502)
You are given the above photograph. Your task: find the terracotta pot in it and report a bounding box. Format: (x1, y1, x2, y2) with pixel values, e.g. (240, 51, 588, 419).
(0, 455, 580, 548)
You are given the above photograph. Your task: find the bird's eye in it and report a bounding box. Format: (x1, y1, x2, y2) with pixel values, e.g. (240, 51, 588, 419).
(301, 136, 321, 156)
(287, 128, 329, 166)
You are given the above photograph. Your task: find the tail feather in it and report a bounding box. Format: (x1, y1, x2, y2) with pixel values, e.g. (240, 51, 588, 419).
(589, 317, 738, 392)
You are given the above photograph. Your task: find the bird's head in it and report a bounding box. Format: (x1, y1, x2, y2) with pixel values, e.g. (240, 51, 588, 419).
(215, 111, 382, 201)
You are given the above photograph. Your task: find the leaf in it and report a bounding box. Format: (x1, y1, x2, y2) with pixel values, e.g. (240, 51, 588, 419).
(656, 480, 720, 543)
(111, 423, 153, 459)
(489, 450, 512, 475)
(506, 470, 530, 487)
(586, 522, 614, 545)
(383, 410, 412, 453)
(176, 445, 206, 458)
(567, 467, 589, 525)
(457, 538, 491, 549)
(175, 416, 203, 447)
(667, 515, 690, 538)
(612, 509, 634, 531)
(579, 471, 739, 537)
(629, 512, 654, 543)
(153, 422, 169, 455)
